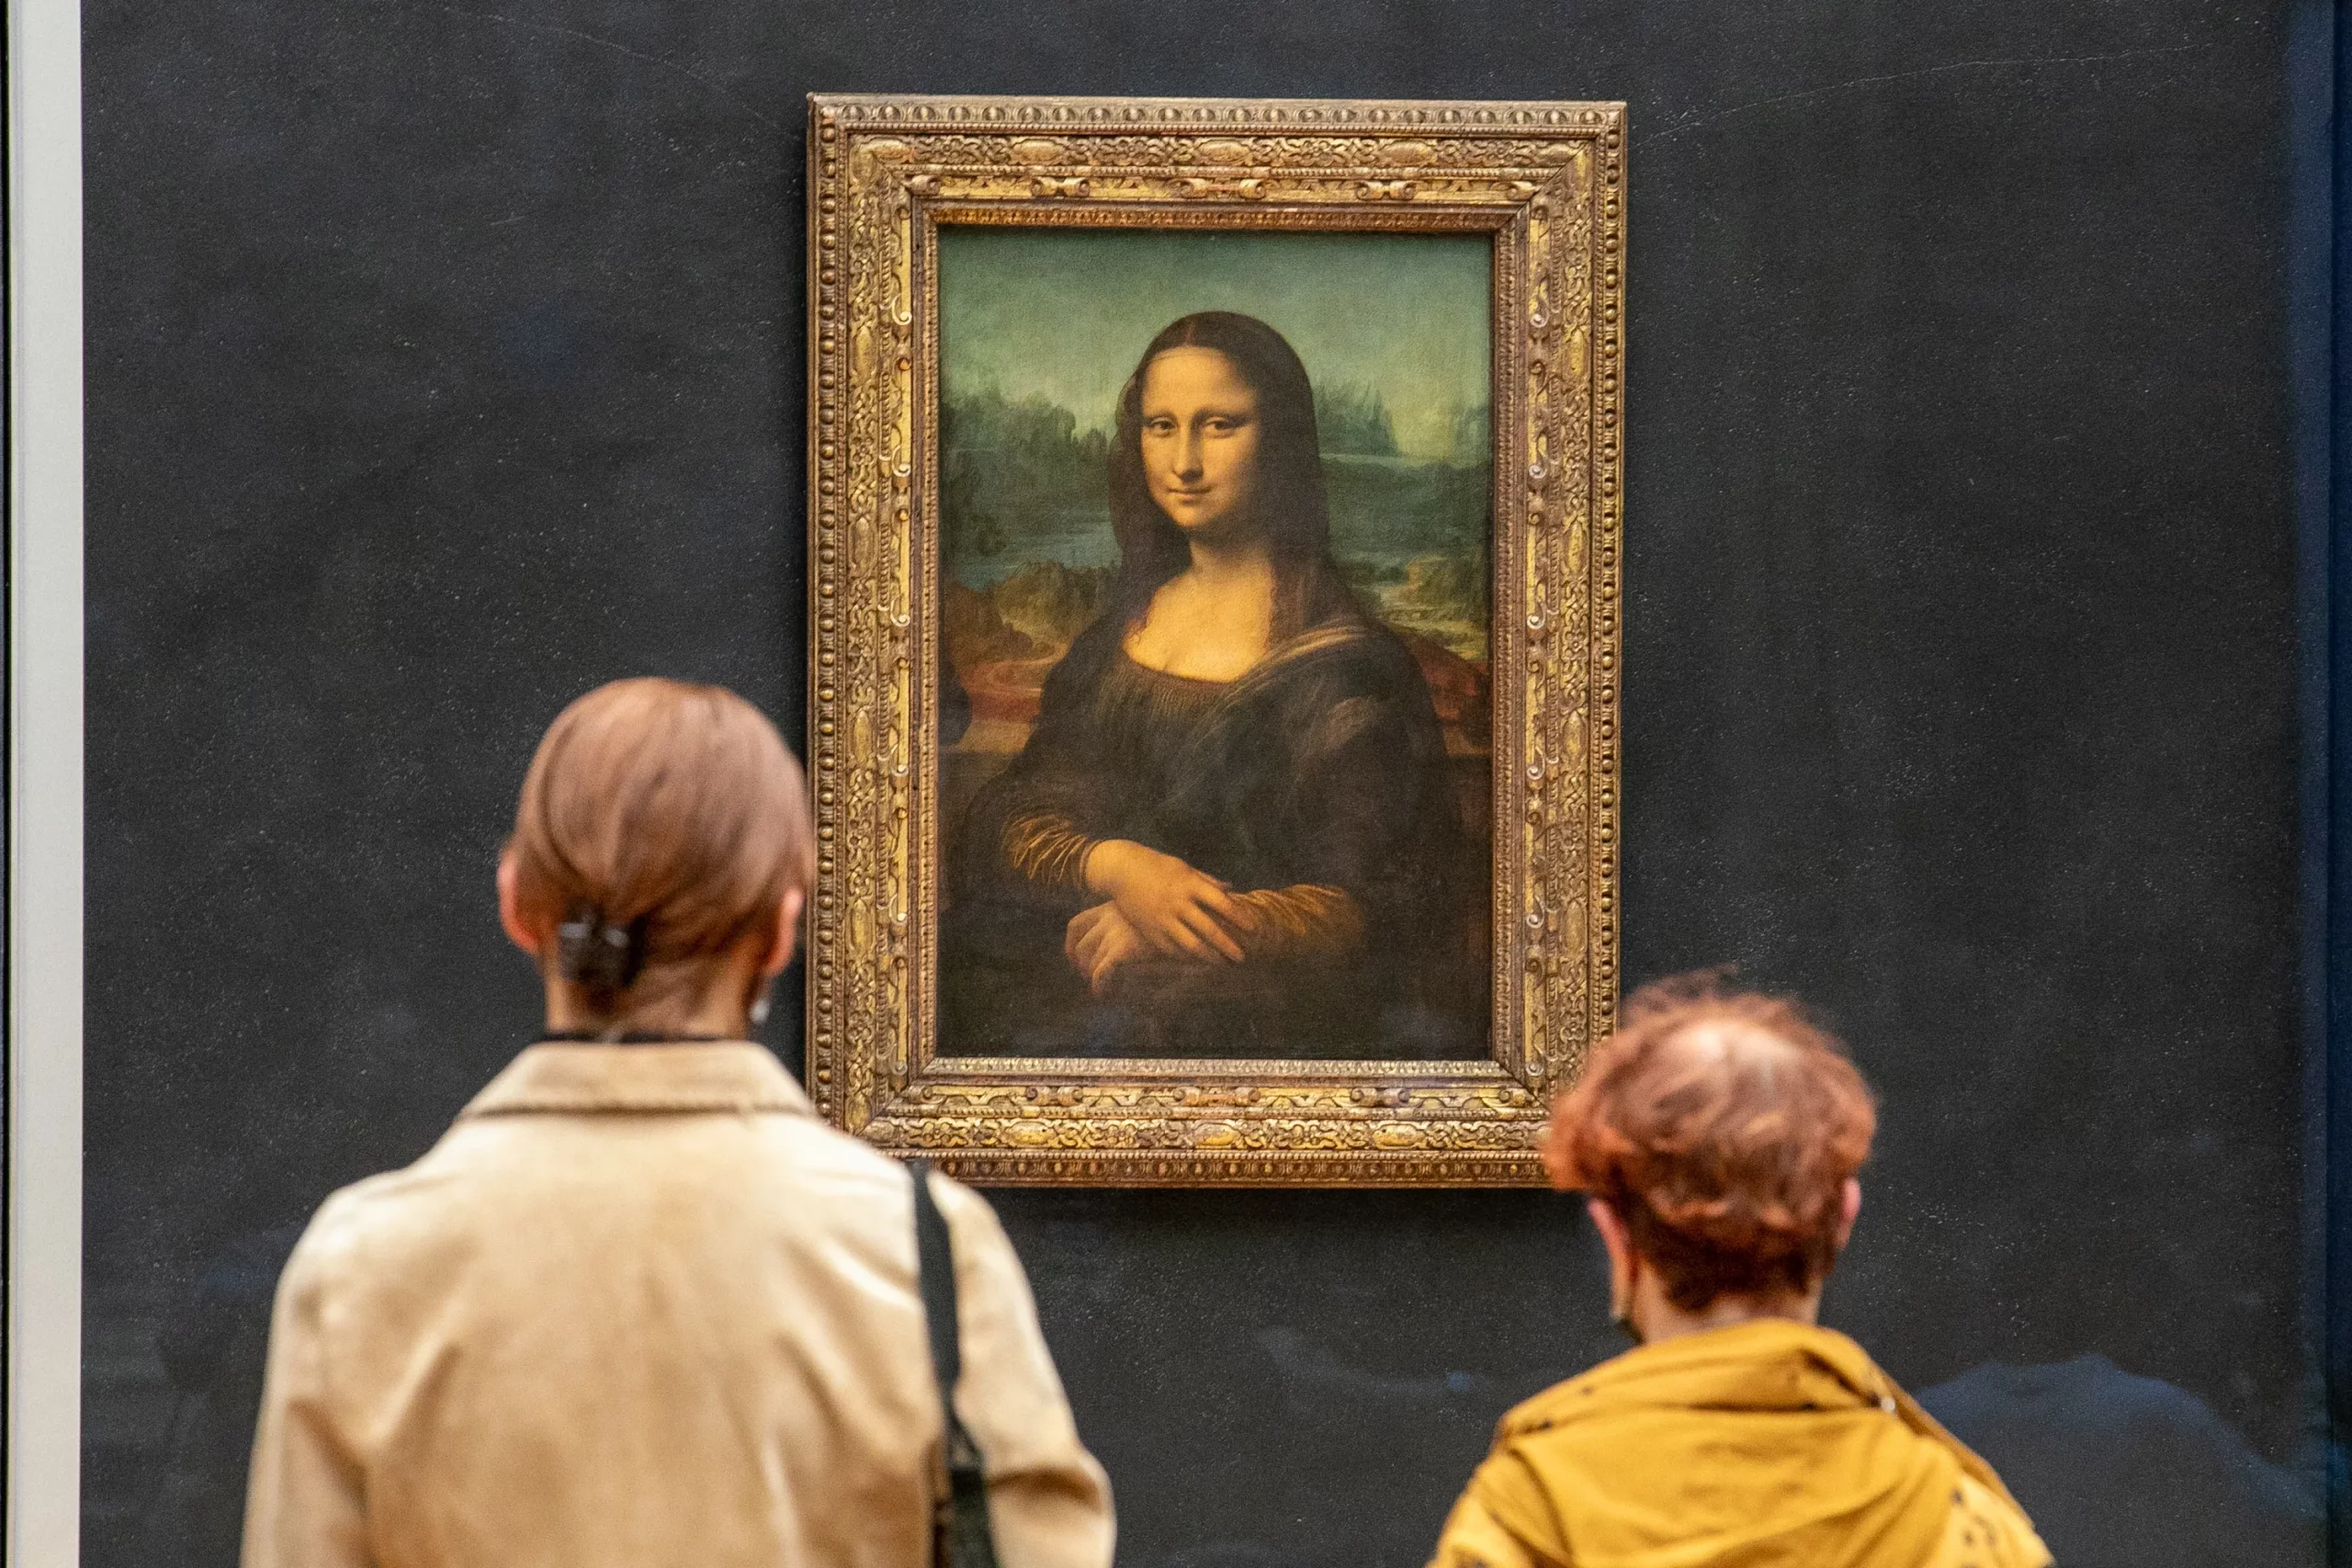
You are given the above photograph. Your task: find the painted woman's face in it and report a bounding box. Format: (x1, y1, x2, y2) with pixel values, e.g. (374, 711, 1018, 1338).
(1139, 346, 1262, 539)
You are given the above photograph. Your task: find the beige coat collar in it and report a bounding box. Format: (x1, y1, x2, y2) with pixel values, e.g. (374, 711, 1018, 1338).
(459, 1041, 815, 1117)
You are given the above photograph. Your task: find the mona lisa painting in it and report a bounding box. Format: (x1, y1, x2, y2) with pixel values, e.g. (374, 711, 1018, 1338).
(941, 236, 1493, 1062)
(808, 95, 1623, 1185)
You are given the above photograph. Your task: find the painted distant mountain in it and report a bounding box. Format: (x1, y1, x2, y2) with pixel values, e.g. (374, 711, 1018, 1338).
(1315, 382, 1401, 456)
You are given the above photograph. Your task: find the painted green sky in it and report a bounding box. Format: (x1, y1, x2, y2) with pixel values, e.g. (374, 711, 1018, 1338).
(939, 228, 1491, 460)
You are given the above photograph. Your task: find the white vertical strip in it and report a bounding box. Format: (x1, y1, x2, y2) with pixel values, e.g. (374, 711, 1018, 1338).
(7, 0, 84, 1554)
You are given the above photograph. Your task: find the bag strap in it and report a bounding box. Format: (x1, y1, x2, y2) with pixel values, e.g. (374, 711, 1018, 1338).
(910, 1159, 1001, 1568)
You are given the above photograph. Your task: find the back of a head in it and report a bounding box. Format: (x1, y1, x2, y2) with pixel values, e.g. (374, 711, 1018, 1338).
(507, 678, 813, 1034)
(1544, 973, 1878, 1311)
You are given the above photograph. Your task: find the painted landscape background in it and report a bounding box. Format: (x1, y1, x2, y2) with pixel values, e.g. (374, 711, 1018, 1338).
(935, 227, 1496, 764)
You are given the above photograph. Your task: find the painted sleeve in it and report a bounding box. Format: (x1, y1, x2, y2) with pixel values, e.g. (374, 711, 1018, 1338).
(952, 626, 1120, 903)
(1225, 883, 1366, 963)
(1279, 648, 1465, 939)
(1002, 810, 1099, 894)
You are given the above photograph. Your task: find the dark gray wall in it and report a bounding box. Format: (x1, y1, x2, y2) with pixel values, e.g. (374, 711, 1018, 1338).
(83, 2, 2310, 1565)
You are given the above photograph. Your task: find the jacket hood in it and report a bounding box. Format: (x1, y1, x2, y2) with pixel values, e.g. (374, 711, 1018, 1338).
(1482, 1320, 2023, 1568)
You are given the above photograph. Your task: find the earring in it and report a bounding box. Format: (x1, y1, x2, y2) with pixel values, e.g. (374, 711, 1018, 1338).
(750, 994, 772, 1028)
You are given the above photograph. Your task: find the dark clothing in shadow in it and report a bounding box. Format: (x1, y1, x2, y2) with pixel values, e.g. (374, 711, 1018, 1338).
(1918, 1354, 2321, 1568)
(133, 1225, 303, 1568)
(944, 610, 1484, 1059)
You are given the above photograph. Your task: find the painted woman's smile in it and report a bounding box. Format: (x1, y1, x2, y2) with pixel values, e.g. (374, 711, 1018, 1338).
(1139, 345, 1262, 537)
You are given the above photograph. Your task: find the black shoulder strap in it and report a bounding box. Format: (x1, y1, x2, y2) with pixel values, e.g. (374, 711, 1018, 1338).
(911, 1158, 963, 1393)
(910, 1159, 1001, 1568)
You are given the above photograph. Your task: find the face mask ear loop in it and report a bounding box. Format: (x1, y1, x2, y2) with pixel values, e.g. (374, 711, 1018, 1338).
(1609, 1231, 1643, 1346)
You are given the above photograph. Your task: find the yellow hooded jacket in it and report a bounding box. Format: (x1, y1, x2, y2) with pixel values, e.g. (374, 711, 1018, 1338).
(1430, 1320, 2050, 1568)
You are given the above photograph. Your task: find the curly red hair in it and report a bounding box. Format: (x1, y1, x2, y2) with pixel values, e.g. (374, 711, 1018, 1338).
(1544, 973, 1878, 1312)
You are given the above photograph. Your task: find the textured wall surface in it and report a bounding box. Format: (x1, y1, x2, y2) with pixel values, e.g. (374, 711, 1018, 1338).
(83, 2, 2308, 1564)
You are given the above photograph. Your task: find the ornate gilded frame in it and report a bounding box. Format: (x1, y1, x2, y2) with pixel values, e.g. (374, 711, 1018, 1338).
(805, 94, 1623, 1186)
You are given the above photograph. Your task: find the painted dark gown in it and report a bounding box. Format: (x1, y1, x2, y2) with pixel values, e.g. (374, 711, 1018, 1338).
(943, 600, 1485, 1059)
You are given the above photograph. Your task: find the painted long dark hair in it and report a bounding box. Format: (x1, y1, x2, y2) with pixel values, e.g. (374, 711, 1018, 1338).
(1108, 311, 1360, 641)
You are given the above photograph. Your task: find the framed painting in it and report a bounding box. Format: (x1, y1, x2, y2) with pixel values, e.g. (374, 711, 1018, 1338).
(806, 94, 1623, 1185)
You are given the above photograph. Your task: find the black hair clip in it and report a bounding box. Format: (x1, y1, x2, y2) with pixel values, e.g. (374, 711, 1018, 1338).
(556, 906, 645, 991)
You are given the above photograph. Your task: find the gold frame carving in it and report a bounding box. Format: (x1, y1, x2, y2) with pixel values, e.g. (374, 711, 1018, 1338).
(805, 94, 1623, 1186)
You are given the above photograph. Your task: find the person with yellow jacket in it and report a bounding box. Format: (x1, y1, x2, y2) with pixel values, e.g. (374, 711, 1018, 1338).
(243, 678, 1114, 1568)
(1430, 977, 2048, 1568)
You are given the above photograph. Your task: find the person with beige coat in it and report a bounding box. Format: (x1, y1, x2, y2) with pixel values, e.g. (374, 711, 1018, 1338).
(243, 678, 1114, 1568)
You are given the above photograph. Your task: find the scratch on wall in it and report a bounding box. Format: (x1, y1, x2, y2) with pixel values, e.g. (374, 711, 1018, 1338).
(415, 3, 781, 131)
(1642, 42, 2211, 147)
